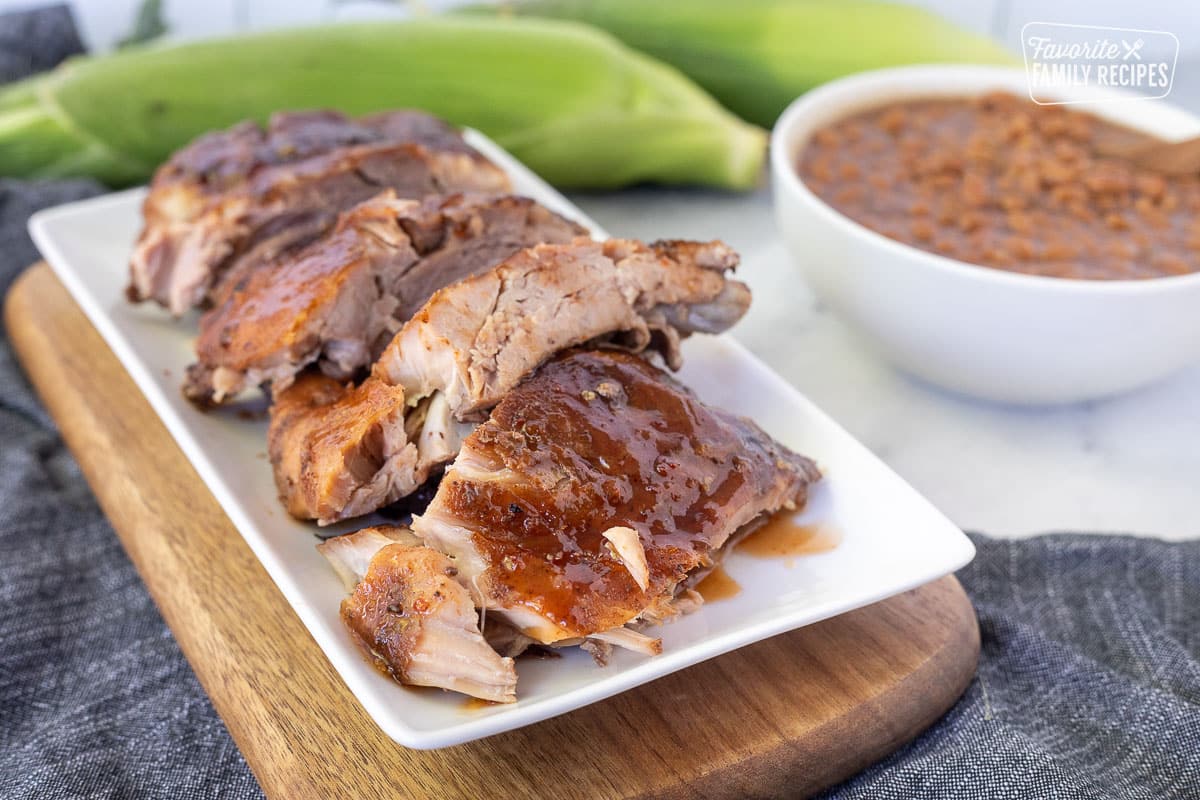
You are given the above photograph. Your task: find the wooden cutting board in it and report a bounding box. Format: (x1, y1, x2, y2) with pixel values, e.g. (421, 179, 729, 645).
(5, 262, 980, 800)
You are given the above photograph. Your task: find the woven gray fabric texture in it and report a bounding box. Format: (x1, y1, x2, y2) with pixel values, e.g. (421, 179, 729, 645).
(0, 187, 263, 799)
(0, 5, 83, 82)
(0, 7, 1196, 799)
(0, 7, 262, 799)
(825, 534, 1200, 799)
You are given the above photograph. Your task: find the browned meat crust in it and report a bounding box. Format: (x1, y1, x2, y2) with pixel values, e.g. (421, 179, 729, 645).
(412, 349, 821, 643)
(268, 373, 411, 522)
(128, 110, 511, 315)
(333, 530, 517, 703)
(375, 238, 751, 416)
(269, 237, 751, 525)
(182, 192, 586, 405)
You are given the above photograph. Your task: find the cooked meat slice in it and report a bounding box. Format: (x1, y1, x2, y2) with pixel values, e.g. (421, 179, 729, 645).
(588, 626, 664, 657)
(600, 526, 650, 591)
(128, 109, 511, 315)
(376, 238, 750, 416)
(410, 349, 821, 647)
(481, 621, 538, 659)
(316, 524, 420, 591)
(183, 192, 586, 405)
(269, 373, 416, 522)
(269, 238, 751, 524)
(318, 525, 517, 703)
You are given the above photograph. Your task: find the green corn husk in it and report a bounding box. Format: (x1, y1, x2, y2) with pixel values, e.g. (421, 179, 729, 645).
(472, 0, 1017, 127)
(0, 17, 765, 190)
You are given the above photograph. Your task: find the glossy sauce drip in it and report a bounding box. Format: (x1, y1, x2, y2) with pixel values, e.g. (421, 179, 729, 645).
(442, 350, 818, 636)
(695, 566, 742, 601)
(737, 515, 841, 566)
(461, 696, 500, 712)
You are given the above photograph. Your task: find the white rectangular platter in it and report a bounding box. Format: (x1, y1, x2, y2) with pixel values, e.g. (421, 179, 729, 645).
(29, 131, 974, 749)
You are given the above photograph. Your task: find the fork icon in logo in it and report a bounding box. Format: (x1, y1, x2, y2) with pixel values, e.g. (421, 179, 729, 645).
(1122, 38, 1145, 60)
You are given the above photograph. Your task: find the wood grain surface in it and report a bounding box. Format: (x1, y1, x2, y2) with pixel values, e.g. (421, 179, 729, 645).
(6, 262, 980, 800)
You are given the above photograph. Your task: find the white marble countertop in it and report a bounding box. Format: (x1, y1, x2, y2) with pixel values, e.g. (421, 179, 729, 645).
(570, 187, 1200, 542)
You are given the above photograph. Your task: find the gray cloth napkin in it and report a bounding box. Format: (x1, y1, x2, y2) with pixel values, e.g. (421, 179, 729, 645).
(825, 535, 1200, 799)
(0, 7, 1196, 799)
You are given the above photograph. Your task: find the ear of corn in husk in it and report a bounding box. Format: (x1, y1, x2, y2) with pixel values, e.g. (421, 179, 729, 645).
(0, 17, 765, 190)
(471, 0, 1018, 126)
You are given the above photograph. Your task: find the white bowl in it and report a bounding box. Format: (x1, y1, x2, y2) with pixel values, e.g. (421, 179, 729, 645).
(771, 65, 1200, 405)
